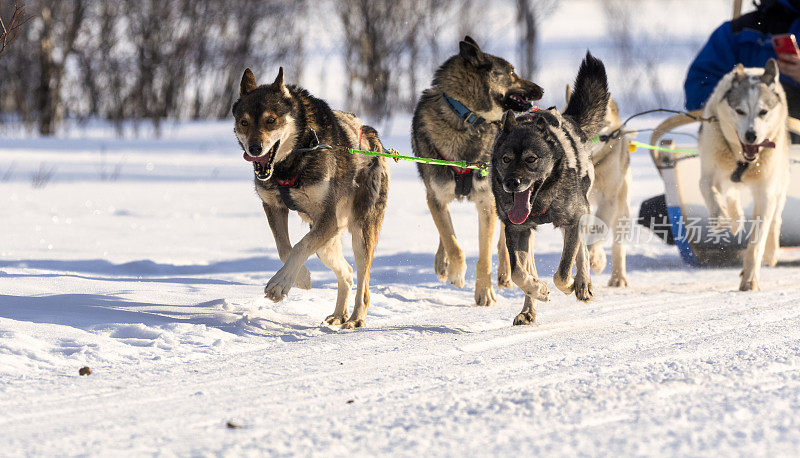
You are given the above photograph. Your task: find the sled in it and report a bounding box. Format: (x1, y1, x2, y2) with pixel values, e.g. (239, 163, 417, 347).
(642, 111, 800, 266)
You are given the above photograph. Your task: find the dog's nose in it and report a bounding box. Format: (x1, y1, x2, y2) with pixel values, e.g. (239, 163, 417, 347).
(745, 130, 756, 143)
(504, 177, 521, 190)
(248, 144, 262, 156)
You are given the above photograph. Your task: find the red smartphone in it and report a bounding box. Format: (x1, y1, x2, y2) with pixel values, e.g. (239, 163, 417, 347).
(772, 33, 800, 60)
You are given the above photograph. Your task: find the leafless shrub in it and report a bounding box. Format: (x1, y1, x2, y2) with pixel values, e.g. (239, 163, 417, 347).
(30, 162, 55, 188)
(0, 1, 29, 59)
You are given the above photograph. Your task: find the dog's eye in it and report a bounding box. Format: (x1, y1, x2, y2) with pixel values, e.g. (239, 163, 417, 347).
(266, 116, 276, 124)
(240, 119, 249, 127)
(758, 109, 768, 117)
(735, 108, 746, 115)
(525, 156, 538, 163)
(502, 156, 512, 163)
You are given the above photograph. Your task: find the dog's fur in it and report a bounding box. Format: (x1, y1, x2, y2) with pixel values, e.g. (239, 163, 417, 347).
(566, 88, 631, 287)
(698, 59, 790, 291)
(491, 52, 609, 325)
(412, 36, 544, 306)
(232, 67, 390, 328)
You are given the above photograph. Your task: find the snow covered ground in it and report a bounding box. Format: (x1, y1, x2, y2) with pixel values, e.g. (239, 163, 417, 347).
(2, 118, 800, 456)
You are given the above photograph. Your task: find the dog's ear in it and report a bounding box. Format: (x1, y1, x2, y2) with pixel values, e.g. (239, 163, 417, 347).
(733, 63, 746, 80)
(459, 38, 485, 67)
(240, 68, 257, 96)
(272, 66, 291, 97)
(462, 35, 480, 49)
(762, 58, 779, 85)
(501, 110, 517, 133)
(565, 85, 572, 104)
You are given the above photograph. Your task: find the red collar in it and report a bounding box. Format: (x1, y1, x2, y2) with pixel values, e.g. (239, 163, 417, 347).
(275, 175, 298, 187)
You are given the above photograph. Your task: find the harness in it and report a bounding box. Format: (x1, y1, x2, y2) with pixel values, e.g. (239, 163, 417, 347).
(435, 147, 475, 197)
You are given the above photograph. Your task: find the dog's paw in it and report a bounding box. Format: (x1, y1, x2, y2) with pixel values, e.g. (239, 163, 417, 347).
(553, 273, 574, 295)
(264, 268, 294, 302)
(324, 314, 348, 326)
(608, 274, 628, 288)
(497, 270, 512, 289)
(512, 311, 536, 326)
(739, 278, 760, 291)
(447, 253, 467, 289)
(341, 318, 365, 329)
(575, 279, 593, 302)
(474, 280, 496, 307)
(294, 266, 312, 290)
(434, 247, 449, 282)
(588, 246, 607, 274)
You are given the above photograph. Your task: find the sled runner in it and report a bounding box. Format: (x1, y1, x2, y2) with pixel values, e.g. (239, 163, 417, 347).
(643, 112, 800, 266)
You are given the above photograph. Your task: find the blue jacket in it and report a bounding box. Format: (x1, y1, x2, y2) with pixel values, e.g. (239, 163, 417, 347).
(684, 0, 800, 110)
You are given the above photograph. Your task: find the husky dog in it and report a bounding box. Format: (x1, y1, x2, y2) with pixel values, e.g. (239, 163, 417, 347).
(491, 53, 609, 325)
(232, 67, 390, 328)
(566, 88, 631, 287)
(412, 36, 544, 307)
(698, 60, 790, 291)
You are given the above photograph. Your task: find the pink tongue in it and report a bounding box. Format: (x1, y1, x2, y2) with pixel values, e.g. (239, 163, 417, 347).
(507, 188, 532, 225)
(243, 152, 270, 165)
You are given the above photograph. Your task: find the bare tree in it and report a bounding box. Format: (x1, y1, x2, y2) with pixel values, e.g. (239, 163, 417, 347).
(0, 1, 29, 59)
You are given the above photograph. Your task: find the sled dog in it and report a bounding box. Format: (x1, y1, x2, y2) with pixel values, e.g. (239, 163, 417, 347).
(412, 35, 544, 307)
(491, 52, 609, 325)
(232, 67, 390, 328)
(565, 87, 631, 287)
(698, 59, 790, 291)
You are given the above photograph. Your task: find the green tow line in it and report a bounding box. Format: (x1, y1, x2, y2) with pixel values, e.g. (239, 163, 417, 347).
(348, 139, 699, 176)
(348, 148, 489, 176)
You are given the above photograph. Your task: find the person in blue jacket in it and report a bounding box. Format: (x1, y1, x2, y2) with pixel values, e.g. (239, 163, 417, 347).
(685, 0, 800, 117)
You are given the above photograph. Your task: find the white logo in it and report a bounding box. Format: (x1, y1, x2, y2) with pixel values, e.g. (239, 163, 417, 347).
(579, 214, 609, 245)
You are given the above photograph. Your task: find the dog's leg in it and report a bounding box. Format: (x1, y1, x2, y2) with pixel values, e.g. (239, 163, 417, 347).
(724, 186, 745, 235)
(506, 225, 549, 304)
(343, 224, 379, 329)
(573, 238, 593, 301)
(740, 186, 779, 291)
(474, 199, 497, 306)
(316, 237, 353, 325)
(507, 229, 546, 325)
(764, 186, 787, 267)
(589, 192, 614, 275)
(608, 178, 630, 287)
(263, 203, 311, 289)
(554, 224, 581, 295)
(497, 221, 512, 288)
(264, 213, 338, 302)
(699, 171, 730, 230)
(426, 193, 466, 288)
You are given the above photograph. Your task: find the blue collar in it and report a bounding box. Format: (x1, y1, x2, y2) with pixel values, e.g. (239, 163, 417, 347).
(442, 92, 485, 126)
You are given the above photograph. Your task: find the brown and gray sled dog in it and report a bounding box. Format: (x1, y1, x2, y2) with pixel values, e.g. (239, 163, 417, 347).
(412, 36, 544, 306)
(566, 87, 631, 287)
(491, 52, 609, 325)
(232, 67, 390, 328)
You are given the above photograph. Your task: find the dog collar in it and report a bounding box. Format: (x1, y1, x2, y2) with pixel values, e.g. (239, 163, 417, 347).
(442, 92, 485, 126)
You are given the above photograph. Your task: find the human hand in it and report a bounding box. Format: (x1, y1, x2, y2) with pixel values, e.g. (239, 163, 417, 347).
(777, 53, 800, 83)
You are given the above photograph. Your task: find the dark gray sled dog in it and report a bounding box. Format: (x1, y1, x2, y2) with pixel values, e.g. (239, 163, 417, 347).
(491, 52, 609, 325)
(232, 67, 390, 328)
(412, 36, 544, 307)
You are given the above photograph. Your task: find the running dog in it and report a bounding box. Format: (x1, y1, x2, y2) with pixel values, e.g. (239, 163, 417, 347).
(566, 88, 631, 287)
(491, 52, 609, 325)
(412, 36, 544, 307)
(698, 60, 790, 291)
(232, 67, 390, 328)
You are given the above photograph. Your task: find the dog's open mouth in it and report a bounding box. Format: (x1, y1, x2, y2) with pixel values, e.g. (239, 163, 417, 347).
(504, 93, 533, 112)
(507, 180, 543, 225)
(739, 139, 775, 162)
(243, 140, 280, 181)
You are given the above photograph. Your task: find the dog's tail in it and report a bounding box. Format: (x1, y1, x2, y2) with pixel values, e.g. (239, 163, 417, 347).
(563, 51, 610, 140)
